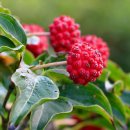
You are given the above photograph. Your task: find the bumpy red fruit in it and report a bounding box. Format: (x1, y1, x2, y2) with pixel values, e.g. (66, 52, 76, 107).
(49, 15, 81, 52)
(22, 24, 48, 57)
(81, 35, 109, 67)
(67, 41, 103, 85)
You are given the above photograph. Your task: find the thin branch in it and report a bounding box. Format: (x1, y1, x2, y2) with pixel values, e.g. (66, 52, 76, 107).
(3, 85, 13, 108)
(2, 83, 14, 130)
(31, 61, 67, 71)
(27, 32, 50, 37)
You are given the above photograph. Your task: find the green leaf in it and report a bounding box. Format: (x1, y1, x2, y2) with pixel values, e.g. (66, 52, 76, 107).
(30, 98, 73, 130)
(0, 7, 11, 14)
(43, 53, 65, 64)
(47, 42, 57, 57)
(0, 35, 15, 48)
(124, 105, 130, 119)
(113, 81, 124, 95)
(124, 74, 130, 90)
(83, 117, 115, 130)
(33, 52, 66, 66)
(0, 36, 24, 53)
(120, 91, 130, 106)
(106, 93, 126, 125)
(107, 60, 130, 89)
(96, 72, 126, 126)
(0, 62, 12, 88)
(98, 69, 110, 82)
(95, 76, 126, 126)
(0, 83, 7, 105)
(0, 13, 27, 45)
(95, 68, 124, 93)
(107, 60, 126, 81)
(23, 50, 35, 65)
(0, 105, 4, 116)
(10, 68, 59, 125)
(44, 69, 72, 84)
(0, 83, 7, 116)
(32, 52, 49, 65)
(0, 45, 24, 53)
(72, 117, 115, 130)
(60, 83, 113, 125)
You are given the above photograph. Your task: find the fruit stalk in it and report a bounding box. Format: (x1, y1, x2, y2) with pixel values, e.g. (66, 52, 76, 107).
(27, 32, 50, 37)
(31, 61, 67, 70)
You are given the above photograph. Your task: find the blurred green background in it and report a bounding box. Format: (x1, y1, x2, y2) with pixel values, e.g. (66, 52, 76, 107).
(2, 0, 130, 72)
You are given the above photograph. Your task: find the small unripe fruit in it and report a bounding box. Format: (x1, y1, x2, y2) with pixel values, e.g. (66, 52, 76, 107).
(81, 35, 109, 67)
(49, 15, 81, 52)
(67, 41, 103, 85)
(22, 24, 48, 57)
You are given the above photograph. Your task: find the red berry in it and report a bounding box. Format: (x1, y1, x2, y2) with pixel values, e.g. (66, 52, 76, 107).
(67, 41, 103, 85)
(49, 15, 81, 52)
(22, 24, 48, 57)
(81, 35, 109, 67)
(81, 125, 104, 130)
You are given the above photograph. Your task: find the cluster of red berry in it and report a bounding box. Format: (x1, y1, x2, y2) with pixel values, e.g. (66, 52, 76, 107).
(22, 24, 48, 57)
(23, 15, 109, 85)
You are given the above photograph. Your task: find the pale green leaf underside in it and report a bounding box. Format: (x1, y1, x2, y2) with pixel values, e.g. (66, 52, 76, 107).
(30, 98, 73, 130)
(10, 68, 59, 125)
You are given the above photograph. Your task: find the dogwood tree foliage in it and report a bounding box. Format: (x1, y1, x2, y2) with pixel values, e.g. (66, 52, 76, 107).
(0, 5, 130, 130)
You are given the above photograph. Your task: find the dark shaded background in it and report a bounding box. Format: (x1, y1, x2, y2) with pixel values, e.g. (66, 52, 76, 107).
(2, 0, 130, 72)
